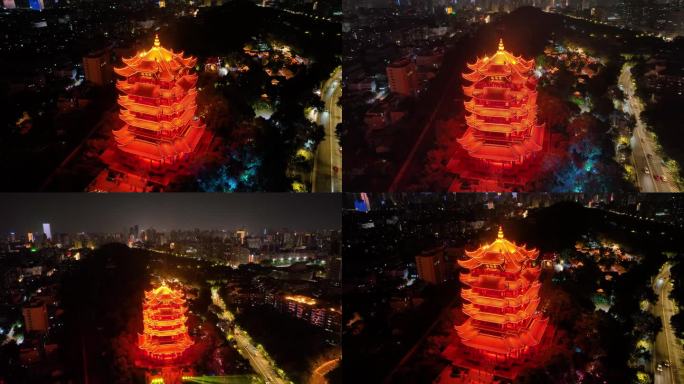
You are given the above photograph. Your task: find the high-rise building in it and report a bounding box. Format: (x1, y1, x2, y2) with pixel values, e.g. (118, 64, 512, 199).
(457, 40, 544, 167)
(415, 246, 450, 284)
(445, 226, 549, 381)
(236, 230, 247, 244)
(386, 58, 419, 96)
(83, 49, 112, 86)
(111, 35, 206, 166)
(138, 284, 193, 361)
(22, 300, 48, 332)
(42, 223, 51, 240)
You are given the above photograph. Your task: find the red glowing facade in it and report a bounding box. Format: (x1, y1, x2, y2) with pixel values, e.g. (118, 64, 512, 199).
(113, 35, 205, 166)
(455, 227, 548, 361)
(138, 285, 193, 361)
(458, 40, 544, 166)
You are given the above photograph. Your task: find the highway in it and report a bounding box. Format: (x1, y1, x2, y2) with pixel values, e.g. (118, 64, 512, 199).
(210, 288, 286, 384)
(618, 63, 679, 192)
(312, 67, 342, 192)
(651, 265, 684, 384)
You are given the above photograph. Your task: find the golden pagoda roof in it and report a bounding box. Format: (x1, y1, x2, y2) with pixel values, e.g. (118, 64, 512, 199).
(465, 39, 535, 77)
(144, 284, 186, 303)
(114, 35, 197, 82)
(459, 227, 539, 272)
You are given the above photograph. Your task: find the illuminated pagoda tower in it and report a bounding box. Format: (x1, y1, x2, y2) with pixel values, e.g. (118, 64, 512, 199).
(457, 39, 544, 167)
(112, 34, 205, 167)
(138, 284, 193, 362)
(442, 226, 549, 383)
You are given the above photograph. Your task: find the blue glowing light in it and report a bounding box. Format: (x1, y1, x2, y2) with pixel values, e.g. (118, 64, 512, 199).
(29, 0, 43, 10)
(355, 199, 369, 213)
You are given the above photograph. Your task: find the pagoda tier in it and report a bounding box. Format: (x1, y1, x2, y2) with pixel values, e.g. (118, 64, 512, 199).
(138, 285, 193, 361)
(455, 227, 548, 359)
(458, 39, 544, 166)
(112, 35, 205, 165)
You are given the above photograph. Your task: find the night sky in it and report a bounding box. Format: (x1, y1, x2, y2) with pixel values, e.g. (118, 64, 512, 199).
(0, 194, 341, 234)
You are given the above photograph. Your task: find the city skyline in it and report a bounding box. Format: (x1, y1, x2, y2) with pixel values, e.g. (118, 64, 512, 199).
(0, 193, 341, 233)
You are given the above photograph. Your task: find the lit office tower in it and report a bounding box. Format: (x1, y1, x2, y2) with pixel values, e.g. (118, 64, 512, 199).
(415, 247, 450, 284)
(386, 58, 418, 96)
(22, 300, 48, 332)
(83, 49, 112, 86)
(458, 39, 544, 167)
(42, 223, 52, 240)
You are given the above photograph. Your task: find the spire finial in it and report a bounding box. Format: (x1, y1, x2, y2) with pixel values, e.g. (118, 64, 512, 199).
(154, 34, 160, 48)
(497, 226, 504, 239)
(498, 38, 504, 51)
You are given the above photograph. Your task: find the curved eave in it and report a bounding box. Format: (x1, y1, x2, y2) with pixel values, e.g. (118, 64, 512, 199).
(114, 66, 136, 77)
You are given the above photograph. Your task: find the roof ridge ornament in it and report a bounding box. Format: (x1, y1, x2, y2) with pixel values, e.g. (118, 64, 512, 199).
(154, 34, 161, 48)
(498, 225, 504, 239)
(498, 38, 504, 52)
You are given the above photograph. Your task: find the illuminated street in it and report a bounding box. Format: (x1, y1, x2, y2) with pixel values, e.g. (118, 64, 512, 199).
(211, 288, 287, 384)
(619, 63, 679, 192)
(652, 265, 684, 384)
(313, 67, 343, 192)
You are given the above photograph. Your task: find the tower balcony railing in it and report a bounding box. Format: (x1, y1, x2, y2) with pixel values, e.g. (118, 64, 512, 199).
(128, 93, 194, 108)
(472, 286, 529, 298)
(468, 268, 524, 280)
(127, 75, 175, 90)
(472, 97, 528, 109)
(473, 81, 524, 91)
(132, 109, 187, 123)
(474, 300, 529, 314)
